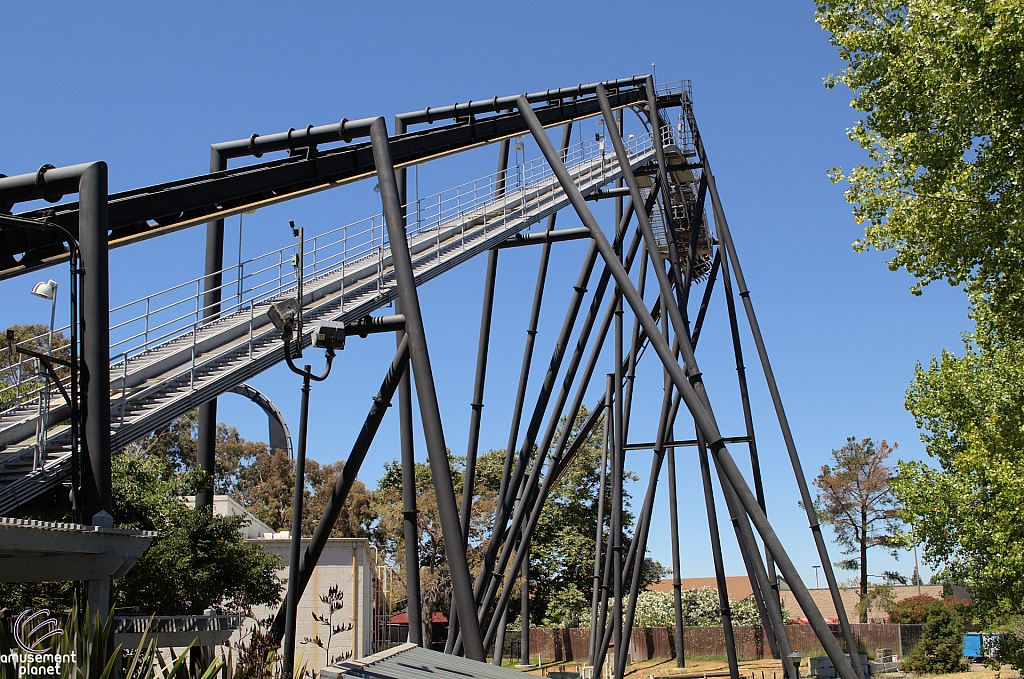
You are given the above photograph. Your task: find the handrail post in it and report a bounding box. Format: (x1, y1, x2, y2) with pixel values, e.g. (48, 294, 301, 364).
(119, 355, 128, 428)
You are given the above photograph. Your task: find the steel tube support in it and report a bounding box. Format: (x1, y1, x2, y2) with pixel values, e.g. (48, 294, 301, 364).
(611, 274, 624, 667)
(449, 134, 512, 655)
(518, 96, 860, 679)
(521, 539, 530, 666)
(664, 315, 685, 669)
(196, 148, 228, 510)
(621, 241, 648, 444)
(77, 163, 112, 526)
(720, 240, 779, 608)
(269, 339, 410, 646)
(282, 365, 312, 679)
(460, 131, 508, 549)
(370, 118, 485, 660)
(706, 166, 862, 674)
(697, 430, 741, 679)
(472, 241, 600, 619)
(481, 247, 648, 650)
(714, 450, 789, 665)
(397, 302, 423, 647)
(589, 379, 611, 666)
(394, 116, 424, 647)
(615, 373, 673, 679)
(462, 249, 497, 544)
(497, 227, 591, 248)
(690, 251, 720, 350)
(495, 118, 572, 526)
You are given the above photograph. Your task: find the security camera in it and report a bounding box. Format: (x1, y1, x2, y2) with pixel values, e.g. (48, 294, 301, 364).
(312, 321, 346, 350)
(268, 299, 299, 333)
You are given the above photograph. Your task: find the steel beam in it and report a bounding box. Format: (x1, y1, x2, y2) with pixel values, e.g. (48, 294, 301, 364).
(589, 378, 612, 666)
(370, 118, 485, 661)
(705, 156, 863, 676)
(397, 299, 423, 647)
(614, 368, 674, 679)
(2, 84, 680, 280)
(518, 94, 861, 679)
(394, 115, 423, 647)
(282, 362, 313, 678)
(476, 227, 649, 641)
(196, 147, 228, 510)
(697, 429, 741, 679)
(496, 227, 590, 248)
(0, 162, 116, 526)
(720, 239, 779, 611)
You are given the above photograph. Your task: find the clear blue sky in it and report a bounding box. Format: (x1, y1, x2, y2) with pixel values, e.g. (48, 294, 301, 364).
(1, 2, 968, 588)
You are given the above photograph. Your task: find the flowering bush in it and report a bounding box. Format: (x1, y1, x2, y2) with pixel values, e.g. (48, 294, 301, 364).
(632, 588, 782, 627)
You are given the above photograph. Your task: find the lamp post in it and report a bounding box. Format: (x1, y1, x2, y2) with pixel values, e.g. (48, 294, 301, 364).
(30, 279, 58, 470)
(267, 291, 344, 679)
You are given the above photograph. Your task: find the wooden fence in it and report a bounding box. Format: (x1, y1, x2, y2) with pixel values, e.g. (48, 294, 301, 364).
(504, 624, 924, 663)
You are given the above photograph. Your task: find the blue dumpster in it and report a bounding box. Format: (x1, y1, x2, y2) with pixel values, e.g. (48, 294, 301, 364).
(963, 633, 998, 660)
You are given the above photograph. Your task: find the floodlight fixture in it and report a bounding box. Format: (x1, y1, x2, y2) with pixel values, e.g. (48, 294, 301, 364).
(312, 321, 346, 350)
(30, 280, 58, 301)
(268, 299, 299, 333)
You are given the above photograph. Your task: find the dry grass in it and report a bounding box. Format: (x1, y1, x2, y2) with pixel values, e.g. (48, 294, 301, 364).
(521, 658, 1022, 679)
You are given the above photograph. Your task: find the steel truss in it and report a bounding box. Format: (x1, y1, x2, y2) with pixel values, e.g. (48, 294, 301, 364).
(0, 75, 861, 679)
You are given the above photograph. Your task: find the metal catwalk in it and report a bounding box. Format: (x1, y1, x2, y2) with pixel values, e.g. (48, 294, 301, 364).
(0, 76, 861, 679)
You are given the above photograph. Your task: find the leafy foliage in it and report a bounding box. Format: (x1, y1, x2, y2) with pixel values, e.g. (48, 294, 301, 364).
(234, 447, 375, 539)
(818, 0, 1024, 654)
(112, 445, 283, 615)
(816, 0, 1024, 334)
(887, 595, 939, 624)
(894, 332, 1024, 628)
(902, 601, 968, 674)
(812, 437, 901, 619)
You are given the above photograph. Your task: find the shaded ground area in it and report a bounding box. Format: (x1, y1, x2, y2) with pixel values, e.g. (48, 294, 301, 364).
(519, 658, 1022, 679)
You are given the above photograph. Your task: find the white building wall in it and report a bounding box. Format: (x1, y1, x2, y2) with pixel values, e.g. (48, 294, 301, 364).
(238, 538, 374, 675)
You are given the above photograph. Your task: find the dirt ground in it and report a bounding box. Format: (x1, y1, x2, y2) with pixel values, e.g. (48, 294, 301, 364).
(522, 657, 1022, 679)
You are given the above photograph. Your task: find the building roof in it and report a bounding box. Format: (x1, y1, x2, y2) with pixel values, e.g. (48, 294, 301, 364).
(648, 576, 755, 601)
(0, 516, 157, 583)
(389, 612, 447, 625)
(321, 643, 526, 679)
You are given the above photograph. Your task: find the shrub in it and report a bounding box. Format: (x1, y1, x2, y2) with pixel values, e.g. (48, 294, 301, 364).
(888, 595, 939, 624)
(902, 602, 967, 674)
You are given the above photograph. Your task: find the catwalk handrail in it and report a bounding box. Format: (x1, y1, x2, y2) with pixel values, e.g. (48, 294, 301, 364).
(0, 127, 660, 421)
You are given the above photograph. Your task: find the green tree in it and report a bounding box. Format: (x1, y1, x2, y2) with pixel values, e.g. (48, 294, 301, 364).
(473, 407, 664, 627)
(373, 451, 494, 632)
(235, 447, 375, 539)
(812, 437, 902, 621)
(903, 601, 968, 674)
(817, 0, 1024, 331)
(893, 335, 1024, 625)
(111, 444, 283, 615)
(818, 0, 1024, 657)
(139, 410, 376, 539)
(0, 438, 284, 615)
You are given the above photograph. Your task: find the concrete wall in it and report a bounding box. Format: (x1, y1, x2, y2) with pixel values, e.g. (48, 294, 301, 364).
(237, 538, 374, 676)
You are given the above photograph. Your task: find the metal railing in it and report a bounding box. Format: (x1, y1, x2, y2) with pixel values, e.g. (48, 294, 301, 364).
(0, 123, 660, 428)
